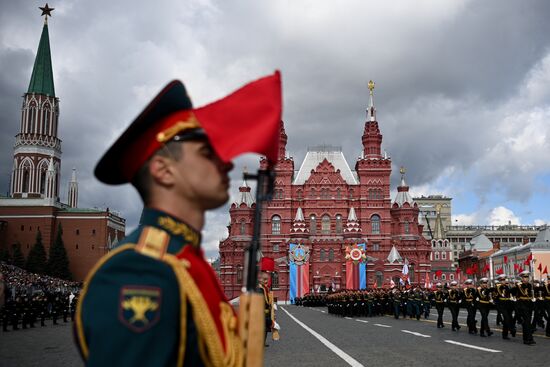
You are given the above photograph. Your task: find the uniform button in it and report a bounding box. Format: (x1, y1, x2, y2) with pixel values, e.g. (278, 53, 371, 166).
(229, 317, 237, 331)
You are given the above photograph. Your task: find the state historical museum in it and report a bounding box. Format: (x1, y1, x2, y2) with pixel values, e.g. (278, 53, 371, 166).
(219, 83, 431, 302)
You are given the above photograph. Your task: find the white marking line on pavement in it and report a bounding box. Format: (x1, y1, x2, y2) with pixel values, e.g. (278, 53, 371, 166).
(373, 323, 392, 328)
(320, 310, 326, 313)
(281, 307, 365, 367)
(444, 340, 502, 353)
(345, 317, 353, 320)
(356, 319, 369, 323)
(401, 330, 431, 338)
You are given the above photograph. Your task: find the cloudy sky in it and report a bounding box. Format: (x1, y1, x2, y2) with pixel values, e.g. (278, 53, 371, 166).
(1, 0, 549, 258)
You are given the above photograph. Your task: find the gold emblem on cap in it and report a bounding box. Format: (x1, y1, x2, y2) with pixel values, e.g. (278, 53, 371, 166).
(156, 113, 201, 143)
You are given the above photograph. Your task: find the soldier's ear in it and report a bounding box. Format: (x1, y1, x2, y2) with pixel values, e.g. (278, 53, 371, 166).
(149, 155, 176, 187)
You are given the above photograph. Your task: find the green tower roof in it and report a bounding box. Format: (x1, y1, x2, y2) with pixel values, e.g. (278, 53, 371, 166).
(27, 22, 55, 97)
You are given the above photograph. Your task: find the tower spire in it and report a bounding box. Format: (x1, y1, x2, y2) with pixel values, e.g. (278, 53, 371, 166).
(361, 80, 382, 158)
(68, 167, 79, 208)
(28, 4, 55, 96)
(368, 80, 376, 122)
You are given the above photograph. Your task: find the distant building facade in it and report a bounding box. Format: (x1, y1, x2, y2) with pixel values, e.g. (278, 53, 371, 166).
(0, 13, 125, 281)
(219, 83, 431, 301)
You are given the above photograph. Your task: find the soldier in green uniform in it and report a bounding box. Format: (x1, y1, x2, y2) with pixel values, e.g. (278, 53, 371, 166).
(74, 73, 281, 366)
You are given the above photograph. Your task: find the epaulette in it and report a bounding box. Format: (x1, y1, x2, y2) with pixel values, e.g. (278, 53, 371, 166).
(134, 226, 170, 259)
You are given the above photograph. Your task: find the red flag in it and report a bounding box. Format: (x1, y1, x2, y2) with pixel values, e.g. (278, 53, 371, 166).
(526, 253, 533, 262)
(372, 279, 378, 289)
(514, 264, 519, 271)
(538, 263, 543, 271)
(435, 270, 443, 278)
(495, 268, 504, 275)
(504, 255, 508, 263)
(472, 263, 478, 273)
(524, 259, 530, 266)
(483, 264, 490, 272)
(196, 71, 282, 164)
(544, 266, 548, 274)
(518, 266, 524, 273)
(466, 268, 472, 275)
(455, 267, 461, 274)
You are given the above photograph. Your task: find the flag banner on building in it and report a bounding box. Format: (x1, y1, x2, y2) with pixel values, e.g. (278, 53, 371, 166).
(289, 243, 310, 303)
(345, 243, 367, 289)
(401, 259, 409, 285)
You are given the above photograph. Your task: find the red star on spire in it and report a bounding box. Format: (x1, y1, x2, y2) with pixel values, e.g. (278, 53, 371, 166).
(39, 3, 54, 18)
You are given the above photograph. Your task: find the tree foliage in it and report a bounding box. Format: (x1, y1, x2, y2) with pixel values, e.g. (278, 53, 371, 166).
(47, 223, 72, 280)
(12, 243, 26, 269)
(26, 230, 48, 274)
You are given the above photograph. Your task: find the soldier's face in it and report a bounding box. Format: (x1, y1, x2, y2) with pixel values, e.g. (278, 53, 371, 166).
(172, 140, 233, 210)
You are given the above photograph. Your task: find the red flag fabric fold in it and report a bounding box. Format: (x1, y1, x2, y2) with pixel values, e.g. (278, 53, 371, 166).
(538, 263, 543, 271)
(544, 266, 548, 274)
(435, 270, 443, 278)
(495, 268, 504, 275)
(504, 255, 508, 263)
(195, 71, 282, 164)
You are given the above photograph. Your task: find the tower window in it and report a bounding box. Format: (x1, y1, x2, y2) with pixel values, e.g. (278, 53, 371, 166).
(240, 221, 246, 235)
(404, 221, 410, 234)
(328, 248, 334, 261)
(320, 249, 326, 261)
(371, 215, 381, 234)
(76, 229, 80, 235)
(310, 215, 316, 235)
(321, 214, 331, 234)
(271, 215, 281, 235)
(336, 215, 342, 234)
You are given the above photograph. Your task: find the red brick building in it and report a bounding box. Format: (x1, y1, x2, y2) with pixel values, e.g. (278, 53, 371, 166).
(219, 82, 431, 301)
(0, 13, 125, 281)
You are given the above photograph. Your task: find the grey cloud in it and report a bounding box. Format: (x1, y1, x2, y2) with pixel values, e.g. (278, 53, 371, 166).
(1, 0, 550, 242)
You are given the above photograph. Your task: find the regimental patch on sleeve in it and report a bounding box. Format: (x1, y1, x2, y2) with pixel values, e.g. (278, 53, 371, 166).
(119, 286, 162, 332)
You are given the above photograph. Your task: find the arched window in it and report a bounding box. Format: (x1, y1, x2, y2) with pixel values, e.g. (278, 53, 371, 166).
(271, 215, 281, 235)
(237, 267, 243, 282)
(376, 271, 383, 288)
(44, 108, 50, 135)
(297, 190, 302, 200)
(435, 252, 439, 260)
(320, 249, 326, 261)
(371, 214, 380, 234)
(310, 215, 316, 235)
(442, 274, 446, 280)
(404, 221, 410, 234)
(22, 169, 30, 193)
(240, 220, 246, 235)
(328, 248, 334, 261)
(335, 215, 342, 234)
(336, 188, 341, 199)
(321, 214, 330, 234)
(442, 252, 446, 260)
(271, 272, 279, 288)
(349, 189, 354, 199)
(29, 107, 36, 134)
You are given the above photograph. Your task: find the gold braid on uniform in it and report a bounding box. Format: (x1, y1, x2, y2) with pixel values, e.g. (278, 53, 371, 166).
(163, 254, 243, 367)
(158, 216, 200, 248)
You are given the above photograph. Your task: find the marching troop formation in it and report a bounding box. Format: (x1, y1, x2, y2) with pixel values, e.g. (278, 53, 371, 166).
(297, 270, 550, 346)
(1, 263, 81, 332)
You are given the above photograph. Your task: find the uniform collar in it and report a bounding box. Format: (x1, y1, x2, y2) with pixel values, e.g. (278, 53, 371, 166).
(139, 207, 201, 252)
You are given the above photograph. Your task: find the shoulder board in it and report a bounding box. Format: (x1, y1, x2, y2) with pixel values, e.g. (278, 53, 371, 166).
(134, 226, 170, 259)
